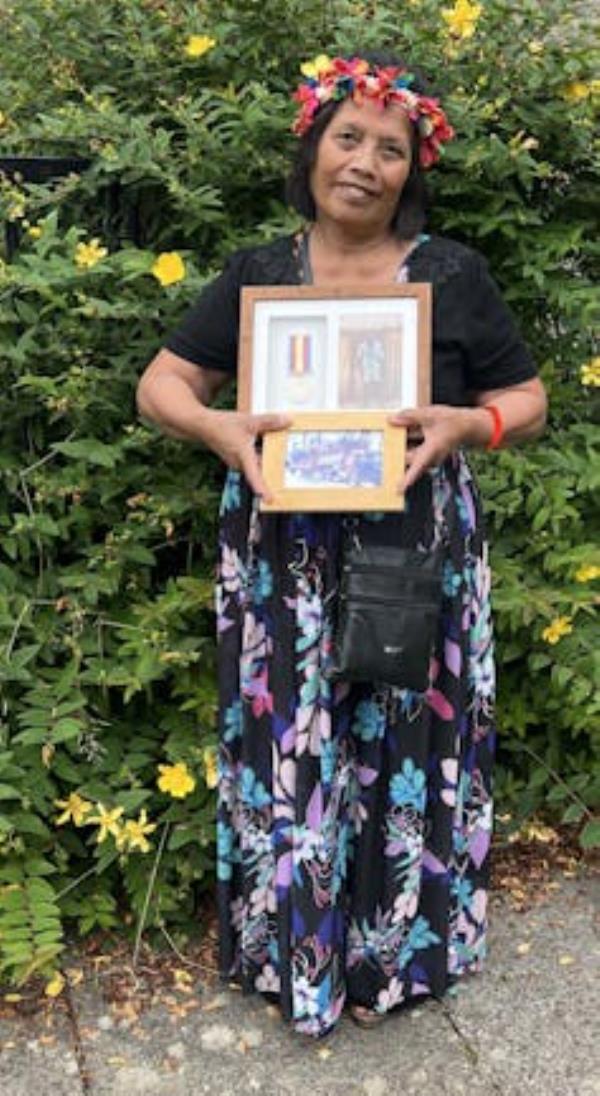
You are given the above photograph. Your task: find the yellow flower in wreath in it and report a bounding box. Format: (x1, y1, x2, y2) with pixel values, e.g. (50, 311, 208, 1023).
(151, 252, 186, 287)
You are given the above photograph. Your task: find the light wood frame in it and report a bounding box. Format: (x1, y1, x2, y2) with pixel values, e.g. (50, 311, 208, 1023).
(238, 284, 432, 415)
(260, 412, 406, 513)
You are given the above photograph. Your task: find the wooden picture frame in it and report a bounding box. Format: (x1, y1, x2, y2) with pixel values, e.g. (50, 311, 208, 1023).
(260, 412, 406, 513)
(238, 283, 431, 415)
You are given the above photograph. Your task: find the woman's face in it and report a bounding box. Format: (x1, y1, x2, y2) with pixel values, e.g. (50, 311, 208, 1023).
(309, 98, 413, 237)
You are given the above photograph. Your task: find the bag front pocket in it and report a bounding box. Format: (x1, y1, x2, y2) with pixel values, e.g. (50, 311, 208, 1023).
(327, 543, 443, 690)
(332, 597, 439, 690)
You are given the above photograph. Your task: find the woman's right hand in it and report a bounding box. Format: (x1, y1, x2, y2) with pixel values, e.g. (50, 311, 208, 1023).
(136, 351, 290, 501)
(200, 409, 291, 500)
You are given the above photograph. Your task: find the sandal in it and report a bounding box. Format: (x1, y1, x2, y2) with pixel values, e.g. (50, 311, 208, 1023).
(349, 1004, 386, 1029)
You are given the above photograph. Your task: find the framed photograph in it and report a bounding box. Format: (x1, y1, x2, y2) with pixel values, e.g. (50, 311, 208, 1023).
(238, 284, 431, 414)
(260, 412, 406, 512)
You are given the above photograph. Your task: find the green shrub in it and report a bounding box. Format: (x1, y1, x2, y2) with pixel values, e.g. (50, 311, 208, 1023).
(0, 0, 598, 985)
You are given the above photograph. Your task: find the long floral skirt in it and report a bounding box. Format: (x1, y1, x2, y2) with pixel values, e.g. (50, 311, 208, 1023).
(215, 453, 495, 1037)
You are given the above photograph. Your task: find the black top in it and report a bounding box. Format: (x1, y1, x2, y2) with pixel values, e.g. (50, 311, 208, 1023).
(163, 233, 537, 406)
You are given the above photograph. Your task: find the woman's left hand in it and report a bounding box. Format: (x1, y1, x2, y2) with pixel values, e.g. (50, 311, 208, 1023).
(390, 379, 548, 491)
(389, 405, 483, 491)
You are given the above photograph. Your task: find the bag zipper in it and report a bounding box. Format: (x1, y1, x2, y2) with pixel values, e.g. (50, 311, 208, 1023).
(340, 593, 439, 608)
(344, 561, 439, 574)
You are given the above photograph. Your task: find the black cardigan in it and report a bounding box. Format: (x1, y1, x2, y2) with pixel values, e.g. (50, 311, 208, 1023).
(163, 234, 536, 406)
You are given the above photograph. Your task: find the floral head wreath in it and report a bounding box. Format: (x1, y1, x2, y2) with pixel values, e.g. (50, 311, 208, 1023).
(292, 55, 454, 169)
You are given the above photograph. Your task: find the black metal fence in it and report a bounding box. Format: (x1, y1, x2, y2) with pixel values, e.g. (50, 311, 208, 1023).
(0, 156, 142, 259)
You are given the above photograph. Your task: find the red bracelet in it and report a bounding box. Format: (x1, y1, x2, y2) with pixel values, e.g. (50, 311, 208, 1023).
(484, 404, 504, 450)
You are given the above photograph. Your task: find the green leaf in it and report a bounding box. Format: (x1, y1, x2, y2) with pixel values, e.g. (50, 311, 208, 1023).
(52, 718, 85, 743)
(52, 753, 83, 782)
(0, 924, 32, 940)
(25, 879, 57, 902)
(528, 767, 548, 790)
(25, 858, 57, 877)
(167, 826, 198, 852)
(0, 784, 22, 800)
(1, 891, 26, 913)
(546, 784, 570, 804)
(9, 813, 52, 838)
(579, 820, 600, 849)
(0, 947, 33, 966)
(51, 439, 121, 468)
(562, 803, 586, 824)
(114, 790, 151, 811)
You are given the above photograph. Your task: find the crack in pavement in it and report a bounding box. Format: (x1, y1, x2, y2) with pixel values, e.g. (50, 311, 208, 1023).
(63, 980, 92, 1093)
(439, 1001, 507, 1096)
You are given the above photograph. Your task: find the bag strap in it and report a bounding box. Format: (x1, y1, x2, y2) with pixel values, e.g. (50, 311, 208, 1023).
(341, 462, 456, 557)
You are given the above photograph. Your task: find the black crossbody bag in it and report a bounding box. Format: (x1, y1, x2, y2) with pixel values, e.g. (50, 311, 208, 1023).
(326, 532, 444, 691)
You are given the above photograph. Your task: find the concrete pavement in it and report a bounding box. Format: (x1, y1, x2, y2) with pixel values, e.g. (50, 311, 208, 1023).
(0, 869, 598, 1096)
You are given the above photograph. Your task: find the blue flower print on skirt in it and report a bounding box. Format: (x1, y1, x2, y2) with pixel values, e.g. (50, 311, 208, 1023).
(215, 452, 495, 1036)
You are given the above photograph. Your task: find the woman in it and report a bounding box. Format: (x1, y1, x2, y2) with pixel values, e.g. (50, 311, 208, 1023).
(137, 53, 547, 1037)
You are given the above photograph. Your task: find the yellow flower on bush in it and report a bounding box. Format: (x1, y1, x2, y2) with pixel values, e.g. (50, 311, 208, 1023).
(75, 238, 108, 269)
(115, 809, 157, 854)
(441, 0, 482, 39)
(28, 224, 43, 240)
(527, 40, 544, 55)
(575, 564, 600, 583)
(300, 54, 332, 79)
(580, 358, 600, 387)
(541, 616, 573, 645)
(151, 252, 186, 287)
(184, 34, 216, 58)
(54, 792, 93, 827)
(202, 747, 218, 790)
(157, 761, 196, 798)
(561, 81, 591, 102)
(88, 803, 125, 843)
(509, 131, 539, 155)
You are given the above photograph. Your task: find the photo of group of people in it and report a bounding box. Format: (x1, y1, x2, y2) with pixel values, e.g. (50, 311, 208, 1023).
(284, 429, 384, 489)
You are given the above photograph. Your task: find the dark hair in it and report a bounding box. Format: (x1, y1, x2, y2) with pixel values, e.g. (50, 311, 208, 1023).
(286, 51, 431, 239)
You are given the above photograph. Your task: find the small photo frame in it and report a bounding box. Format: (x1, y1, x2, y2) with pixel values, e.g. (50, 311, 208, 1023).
(238, 284, 431, 414)
(261, 413, 406, 512)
